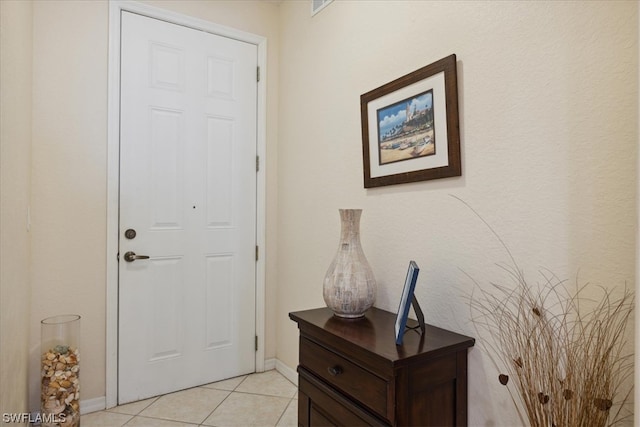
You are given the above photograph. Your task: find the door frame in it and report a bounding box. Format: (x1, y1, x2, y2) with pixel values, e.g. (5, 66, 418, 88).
(106, 0, 267, 408)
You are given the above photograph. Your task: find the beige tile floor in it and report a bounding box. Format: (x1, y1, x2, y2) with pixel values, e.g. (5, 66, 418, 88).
(82, 370, 298, 427)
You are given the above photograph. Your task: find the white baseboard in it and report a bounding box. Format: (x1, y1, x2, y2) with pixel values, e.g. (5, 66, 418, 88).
(275, 358, 298, 386)
(263, 357, 276, 371)
(254, 357, 298, 386)
(81, 396, 106, 415)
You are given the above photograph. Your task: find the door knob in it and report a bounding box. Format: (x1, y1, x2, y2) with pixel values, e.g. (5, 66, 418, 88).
(123, 251, 150, 262)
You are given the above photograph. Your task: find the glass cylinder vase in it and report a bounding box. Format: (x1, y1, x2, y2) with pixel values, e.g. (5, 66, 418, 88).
(41, 314, 80, 427)
(323, 209, 376, 318)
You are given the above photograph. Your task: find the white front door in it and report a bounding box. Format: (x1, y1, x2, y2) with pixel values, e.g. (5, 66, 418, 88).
(118, 11, 258, 404)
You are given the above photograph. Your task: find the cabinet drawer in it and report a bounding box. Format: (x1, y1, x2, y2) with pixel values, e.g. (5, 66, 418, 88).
(299, 368, 386, 427)
(300, 337, 388, 419)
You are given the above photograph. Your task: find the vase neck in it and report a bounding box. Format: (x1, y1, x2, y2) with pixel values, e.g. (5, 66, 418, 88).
(339, 209, 362, 243)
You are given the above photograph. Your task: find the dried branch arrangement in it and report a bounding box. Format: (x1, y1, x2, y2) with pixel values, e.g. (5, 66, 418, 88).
(469, 268, 634, 426)
(455, 196, 635, 426)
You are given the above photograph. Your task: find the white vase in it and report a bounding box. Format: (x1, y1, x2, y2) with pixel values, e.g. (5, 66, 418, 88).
(323, 209, 376, 318)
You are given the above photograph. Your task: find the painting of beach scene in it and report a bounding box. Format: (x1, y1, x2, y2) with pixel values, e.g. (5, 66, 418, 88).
(361, 54, 460, 188)
(377, 90, 435, 165)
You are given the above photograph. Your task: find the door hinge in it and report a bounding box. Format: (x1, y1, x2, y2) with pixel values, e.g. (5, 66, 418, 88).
(256, 155, 260, 172)
(257, 66, 260, 82)
(255, 245, 259, 261)
(255, 335, 258, 351)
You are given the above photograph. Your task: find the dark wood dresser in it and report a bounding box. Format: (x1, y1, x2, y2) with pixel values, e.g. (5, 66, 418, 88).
(289, 307, 475, 427)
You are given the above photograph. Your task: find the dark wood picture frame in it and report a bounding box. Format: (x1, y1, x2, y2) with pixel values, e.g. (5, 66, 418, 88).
(361, 54, 461, 188)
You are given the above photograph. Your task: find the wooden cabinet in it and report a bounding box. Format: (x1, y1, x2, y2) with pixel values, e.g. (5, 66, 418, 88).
(289, 307, 475, 427)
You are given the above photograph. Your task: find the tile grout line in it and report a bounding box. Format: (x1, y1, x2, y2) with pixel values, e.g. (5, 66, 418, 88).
(225, 389, 297, 399)
(198, 390, 233, 426)
(124, 413, 202, 426)
(97, 371, 298, 426)
(198, 374, 249, 426)
(273, 396, 296, 427)
(108, 395, 159, 419)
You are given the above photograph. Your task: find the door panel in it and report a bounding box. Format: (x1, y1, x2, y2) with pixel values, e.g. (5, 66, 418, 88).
(118, 11, 257, 404)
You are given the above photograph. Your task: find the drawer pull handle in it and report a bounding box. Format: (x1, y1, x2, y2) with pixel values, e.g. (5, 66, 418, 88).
(328, 366, 343, 376)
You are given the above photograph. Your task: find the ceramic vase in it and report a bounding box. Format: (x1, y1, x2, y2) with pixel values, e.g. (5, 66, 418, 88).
(41, 315, 80, 427)
(323, 209, 376, 318)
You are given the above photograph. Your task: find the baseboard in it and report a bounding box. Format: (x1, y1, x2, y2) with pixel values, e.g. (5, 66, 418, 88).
(80, 396, 106, 415)
(275, 358, 298, 386)
(263, 357, 276, 371)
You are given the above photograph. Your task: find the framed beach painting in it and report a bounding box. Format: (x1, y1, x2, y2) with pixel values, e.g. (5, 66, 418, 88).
(361, 54, 461, 188)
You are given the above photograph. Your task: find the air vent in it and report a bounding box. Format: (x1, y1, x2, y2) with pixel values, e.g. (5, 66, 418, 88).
(311, 0, 333, 16)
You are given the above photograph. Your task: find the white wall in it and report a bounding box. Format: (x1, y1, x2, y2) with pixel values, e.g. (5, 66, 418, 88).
(27, 0, 280, 411)
(276, 1, 638, 425)
(0, 0, 33, 417)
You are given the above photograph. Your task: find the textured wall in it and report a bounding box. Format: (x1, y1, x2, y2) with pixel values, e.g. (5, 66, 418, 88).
(29, 1, 109, 410)
(276, 2, 638, 425)
(0, 0, 33, 418)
